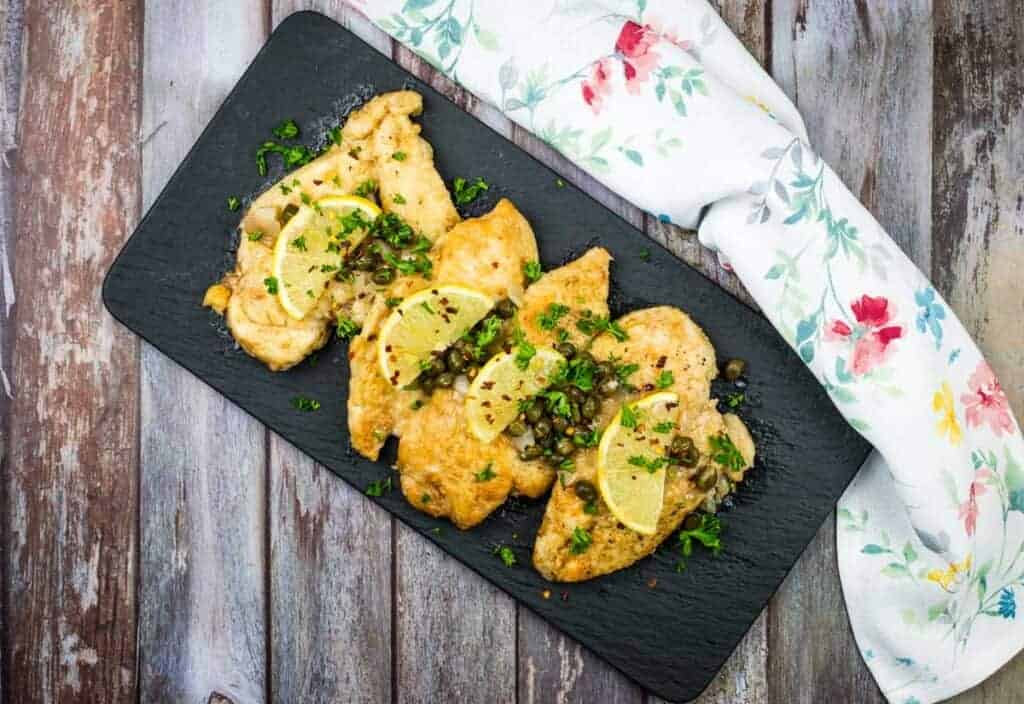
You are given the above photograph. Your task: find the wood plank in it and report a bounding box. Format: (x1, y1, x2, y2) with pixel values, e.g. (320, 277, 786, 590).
(0, 1, 24, 699)
(137, 3, 270, 703)
(933, 2, 1024, 701)
(266, 4, 394, 702)
(767, 1, 932, 701)
(5, 1, 141, 701)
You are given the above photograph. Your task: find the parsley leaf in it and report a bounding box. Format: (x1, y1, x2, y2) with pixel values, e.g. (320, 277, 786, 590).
(272, 119, 300, 140)
(676, 514, 723, 571)
(227, 196, 241, 212)
(263, 276, 279, 294)
(576, 310, 628, 341)
(628, 455, 668, 473)
(620, 403, 638, 429)
(354, 179, 378, 198)
(290, 235, 307, 252)
(543, 390, 572, 418)
(656, 369, 675, 389)
(513, 328, 536, 371)
(725, 392, 745, 408)
(452, 176, 489, 205)
(494, 545, 517, 567)
(247, 231, 264, 241)
(639, 248, 651, 262)
(256, 140, 314, 176)
(365, 477, 392, 497)
(523, 260, 542, 284)
(709, 433, 746, 472)
(392, 151, 407, 161)
(336, 317, 360, 340)
(537, 303, 570, 331)
(615, 362, 640, 386)
(475, 462, 497, 482)
(329, 126, 343, 146)
(471, 316, 503, 357)
(570, 526, 592, 555)
(653, 420, 675, 434)
(386, 297, 403, 307)
(393, 193, 406, 205)
(291, 396, 320, 412)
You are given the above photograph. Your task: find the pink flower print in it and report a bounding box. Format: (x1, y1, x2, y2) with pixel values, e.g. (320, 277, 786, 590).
(824, 295, 903, 375)
(960, 361, 1014, 436)
(642, 14, 692, 51)
(958, 470, 991, 537)
(615, 21, 660, 93)
(581, 59, 613, 115)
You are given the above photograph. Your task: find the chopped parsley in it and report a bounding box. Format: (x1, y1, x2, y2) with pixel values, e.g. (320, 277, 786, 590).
(291, 396, 320, 412)
(709, 433, 746, 472)
(421, 493, 431, 504)
(569, 526, 592, 555)
(393, 193, 407, 205)
(386, 297, 403, 307)
(537, 303, 570, 331)
(410, 399, 424, 411)
(558, 458, 575, 472)
(523, 260, 542, 284)
(336, 317, 360, 340)
(620, 403, 638, 429)
(676, 514, 723, 572)
(392, 151, 407, 161)
(553, 356, 597, 391)
(495, 545, 517, 567)
(572, 428, 601, 448)
(300, 192, 312, 205)
(469, 316, 502, 357)
(263, 276, 279, 294)
(290, 235, 308, 252)
(653, 420, 675, 434)
(638, 248, 651, 262)
(420, 301, 436, 315)
(576, 310, 627, 341)
(256, 140, 315, 176)
(383, 251, 432, 278)
(354, 179, 378, 198)
(615, 362, 639, 386)
(452, 176, 489, 205)
(227, 196, 241, 211)
(329, 125, 343, 146)
(272, 119, 300, 140)
(656, 370, 675, 390)
(247, 231, 264, 241)
(583, 500, 598, 514)
(543, 390, 572, 418)
(411, 235, 432, 253)
(475, 462, 497, 482)
(628, 455, 668, 473)
(513, 328, 536, 370)
(725, 392, 745, 409)
(555, 178, 566, 188)
(365, 477, 393, 497)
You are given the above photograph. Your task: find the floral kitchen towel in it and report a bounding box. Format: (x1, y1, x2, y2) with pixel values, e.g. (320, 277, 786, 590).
(351, 1, 1024, 701)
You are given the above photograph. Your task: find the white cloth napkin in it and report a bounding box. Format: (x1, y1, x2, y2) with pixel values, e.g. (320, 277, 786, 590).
(351, 1, 1024, 700)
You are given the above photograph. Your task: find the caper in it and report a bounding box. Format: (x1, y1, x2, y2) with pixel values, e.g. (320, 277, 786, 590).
(546, 453, 564, 467)
(569, 403, 582, 424)
(494, 298, 516, 319)
(697, 467, 718, 491)
(428, 356, 446, 377)
(466, 365, 480, 380)
(556, 341, 576, 358)
(551, 416, 568, 433)
(435, 372, 454, 388)
(372, 266, 395, 285)
(598, 378, 619, 396)
(506, 419, 528, 437)
(722, 358, 746, 381)
(534, 418, 552, 438)
(354, 255, 377, 272)
(572, 351, 594, 365)
(555, 438, 576, 457)
(445, 348, 467, 373)
(419, 376, 436, 394)
(524, 402, 544, 424)
(669, 435, 694, 458)
(280, 203, 299, 225)
(566, 386, 584, 403)
(519, 444, 543, 461)
(595, 361, 614, 379)
(581, 396, 600, 419)
(454, 338, 474, 355)
(574, 480, 598, 502)
(683, 513, 703, 531)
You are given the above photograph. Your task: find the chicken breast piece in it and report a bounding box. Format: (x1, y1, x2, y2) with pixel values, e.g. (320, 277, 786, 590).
(532, 306, 756, 582)
(518, 247, 612, 348)
(211, 90, 459, 370)
(347, 199, 538, 461)
(394, 244, 613, 528)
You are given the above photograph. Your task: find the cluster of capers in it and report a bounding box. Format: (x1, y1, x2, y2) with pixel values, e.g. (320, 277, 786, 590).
(666, 434, 719, 491)
(409, 299, 518, 395)
(334, 212, 424, 286)
(507, 348, 621, 466)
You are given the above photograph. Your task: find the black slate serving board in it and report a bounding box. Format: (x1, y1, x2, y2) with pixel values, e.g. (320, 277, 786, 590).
(103, 12, 871, 702)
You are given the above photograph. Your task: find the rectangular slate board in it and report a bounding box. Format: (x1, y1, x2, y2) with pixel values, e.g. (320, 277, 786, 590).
(103, 12, 871, 702)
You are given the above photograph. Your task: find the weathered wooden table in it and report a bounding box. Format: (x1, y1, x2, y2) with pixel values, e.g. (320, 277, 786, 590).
(2, 1, 1021, 702)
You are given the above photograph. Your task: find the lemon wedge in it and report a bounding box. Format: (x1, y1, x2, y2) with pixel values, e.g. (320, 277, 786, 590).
(377, 285, 494, 388)
(466, 347, 565, 443)
(272, 195, 381, 320)
(596, 391, 679, 535)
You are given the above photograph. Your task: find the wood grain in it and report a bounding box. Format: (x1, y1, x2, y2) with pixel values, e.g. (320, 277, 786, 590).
(933, 2, 1024, 701)
(5, 1, 141, 701)
(137, 3, 270, 703)
(767, 1, 932, 702)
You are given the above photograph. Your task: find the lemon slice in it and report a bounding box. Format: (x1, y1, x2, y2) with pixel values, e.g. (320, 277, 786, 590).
(377, 285, 494, 388)
(466, 347, 565, 443)
(272, 195, 381, 320)
(597, 391, 679, 535)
